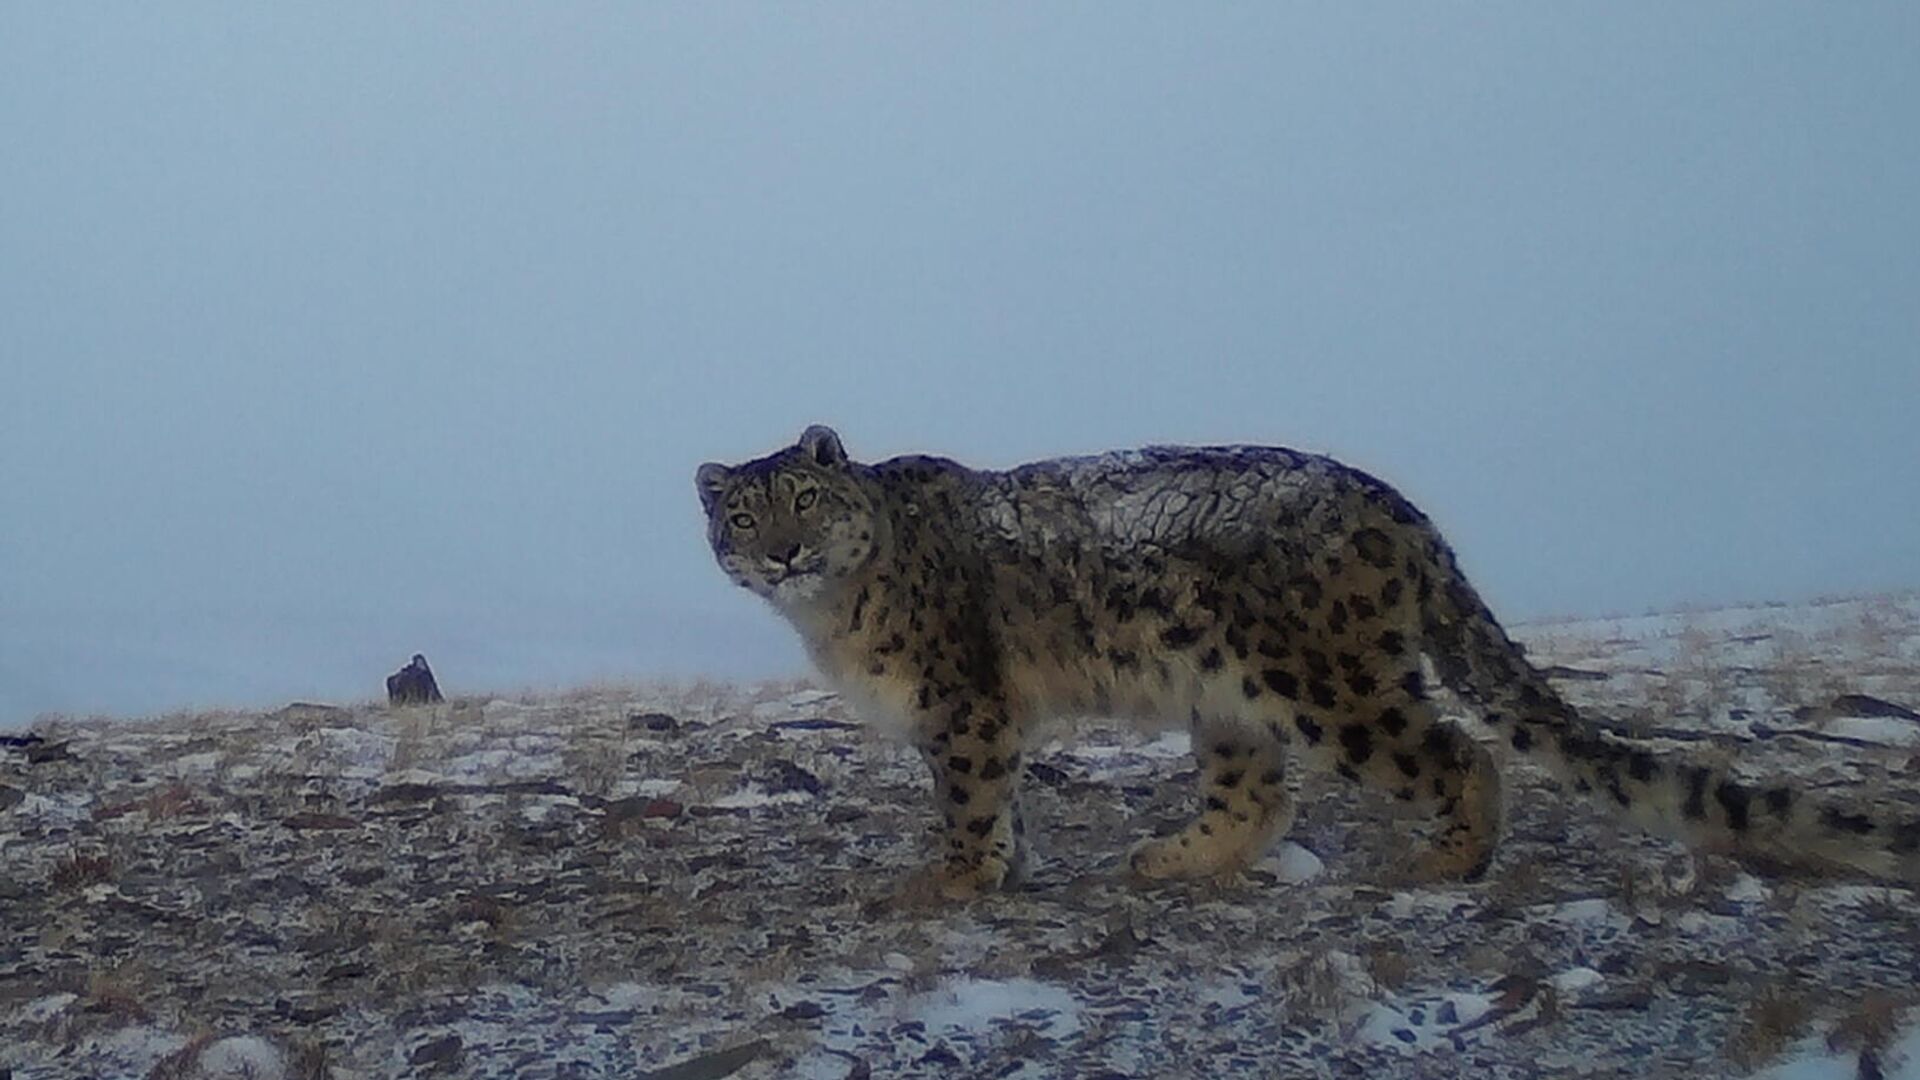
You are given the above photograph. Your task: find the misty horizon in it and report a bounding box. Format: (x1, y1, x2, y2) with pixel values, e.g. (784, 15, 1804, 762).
(5, 5, 1917, 724)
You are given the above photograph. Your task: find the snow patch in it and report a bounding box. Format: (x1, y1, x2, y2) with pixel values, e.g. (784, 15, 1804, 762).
(1545, 897, 1623, 927)
(1382, 891, 1477, 920)
(1140, 731, 1193, 758)
(1823, 716, 1920, 747)
(909, 977, 1082, 1039)
(12, 790, 94, 828)
(1267, 842, 1325, 884)
(195, 1035, 288, 1079)
(1351, 989, 1502, 1053)
(589, 982, 659, 1011)
(1197, 978, 1259, 1009)
(1550, 966, 1605, 994)
(297, 727, 395, 777)
(517, 795, 580, 824)
(1727, 873, 1771, 904)
(169, 751, 222, 774)
(17, 992, 77, 1023)
(436, 742, 565, 783)
(82, 1024, 191, 1070)
(711, 786, 812, 809)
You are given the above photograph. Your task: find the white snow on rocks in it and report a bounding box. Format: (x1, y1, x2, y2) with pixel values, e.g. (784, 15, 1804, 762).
(909, 977, 1083, 1039)
(1823, 716, 1920, 748)
(16, 992, 77, 1024)
(192, 1035, 289, 1080)
(1355, 966, 1606, 1054)
(710, 785, 813, 809)
(1545, 897, 1626, 927)
(294, 726, 395, 778)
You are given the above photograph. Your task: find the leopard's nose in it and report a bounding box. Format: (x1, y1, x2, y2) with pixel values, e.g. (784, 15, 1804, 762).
(778, 543, 802, 565)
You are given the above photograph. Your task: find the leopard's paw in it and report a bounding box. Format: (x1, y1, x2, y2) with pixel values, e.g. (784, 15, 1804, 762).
(1128, 830, 1247, 883)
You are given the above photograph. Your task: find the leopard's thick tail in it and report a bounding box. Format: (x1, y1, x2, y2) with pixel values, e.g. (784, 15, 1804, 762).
(1420, 557, 1919, 885)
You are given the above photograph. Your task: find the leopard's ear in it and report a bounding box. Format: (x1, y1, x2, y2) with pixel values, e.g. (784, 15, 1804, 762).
(798, 425, 847, 468)
(695, 462, 731, 512)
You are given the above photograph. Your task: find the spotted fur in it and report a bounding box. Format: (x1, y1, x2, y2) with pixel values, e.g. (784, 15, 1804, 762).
(698, 426, 1919, 897)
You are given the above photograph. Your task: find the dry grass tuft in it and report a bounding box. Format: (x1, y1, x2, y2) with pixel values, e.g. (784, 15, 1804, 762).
(1725, 985, 1811, 1068)
(1484, 857, 1552, 913)
(561, 727, 631, 799)
(1276, 949, 1364, 1023)
(145, 1032, 215, 1080)
(1363, 944, 1412, 993)
(1843, 598, 1904, 658)
(84, 968, 153, 1023)
(1827, 991, 1911, 1059)
(50, 850, 115, 891)
(388, 706, 440, 773)
(1664, 622, 1737, 720)
(288, 1041, 332, 1080)
(143, 783, 199, 820)
(1760, 630, 1827, 711)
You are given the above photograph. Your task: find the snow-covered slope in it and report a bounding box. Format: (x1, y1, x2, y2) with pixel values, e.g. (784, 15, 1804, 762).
(2, 594, 1917, 1078)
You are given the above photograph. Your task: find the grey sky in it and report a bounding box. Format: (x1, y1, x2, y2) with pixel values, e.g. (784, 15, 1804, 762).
(3, 5, 1916, 724)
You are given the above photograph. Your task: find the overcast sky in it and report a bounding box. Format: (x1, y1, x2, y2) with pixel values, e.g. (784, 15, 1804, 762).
(3, 5, 1916, 724)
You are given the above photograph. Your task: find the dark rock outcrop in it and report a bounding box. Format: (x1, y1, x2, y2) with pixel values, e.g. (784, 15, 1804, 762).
(386, 653, 445, 705)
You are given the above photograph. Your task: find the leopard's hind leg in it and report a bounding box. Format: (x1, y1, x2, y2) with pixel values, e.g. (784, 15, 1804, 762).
(1129, 711, 1295, 881)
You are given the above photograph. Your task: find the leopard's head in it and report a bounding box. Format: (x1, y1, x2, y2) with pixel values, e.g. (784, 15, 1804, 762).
(696, 425, 884, 609)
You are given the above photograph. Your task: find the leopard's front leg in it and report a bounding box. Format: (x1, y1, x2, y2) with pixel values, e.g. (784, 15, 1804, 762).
(917, 693, 1028, 899)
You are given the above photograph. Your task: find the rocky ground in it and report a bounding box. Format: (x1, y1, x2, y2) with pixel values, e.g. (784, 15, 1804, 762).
(4, 594, 1920, 1079)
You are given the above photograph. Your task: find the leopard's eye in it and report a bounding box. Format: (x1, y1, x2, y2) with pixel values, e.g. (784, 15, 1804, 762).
(729, 512, 756, 530)
(795, 489, 818, 511)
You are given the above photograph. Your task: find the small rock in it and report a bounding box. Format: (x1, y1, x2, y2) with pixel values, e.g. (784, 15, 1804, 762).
(631, 711, 679, 732)
(1832, 693, 1920, 722)
(757, 760, 824, 796)
(25, 740, 74, 765)
(341, 866, 385, 887)
(917, 1045, 964, 1067)
(605, 796, 684, 822)
(642, 798, 684, 819)
(781, 1000, 827, 1021)
(636, 1038, 770, 1080)
(371, 782, 443, 804)
(769, 718, 859, 732)
(0, 785, 23, 812)
(281, 811, 360, 831)
(1026, 761, 1070, 785)
(410, 1033, 464, 1068)
(275, 996, 341, 1024)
